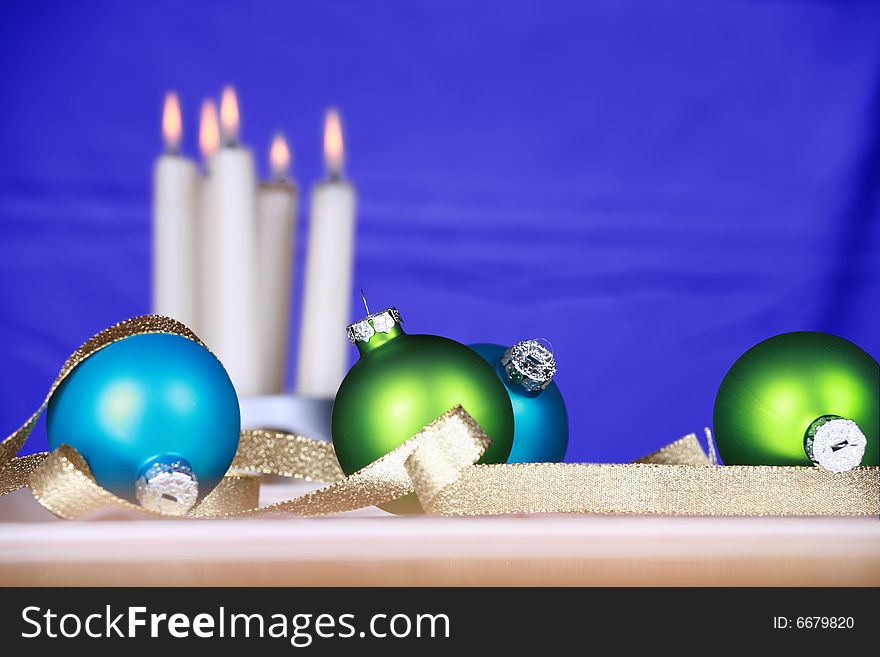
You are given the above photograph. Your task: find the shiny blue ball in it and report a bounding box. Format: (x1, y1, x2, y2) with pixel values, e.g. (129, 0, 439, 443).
(470, 343, 569, 463)
(47, 333, 240, 504)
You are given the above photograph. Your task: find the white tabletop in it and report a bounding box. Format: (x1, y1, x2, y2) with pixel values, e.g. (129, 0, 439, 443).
(1, 480, 878, 586)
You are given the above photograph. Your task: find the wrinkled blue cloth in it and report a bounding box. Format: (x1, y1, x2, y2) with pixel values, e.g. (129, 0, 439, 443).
(1, 0, 878, 463)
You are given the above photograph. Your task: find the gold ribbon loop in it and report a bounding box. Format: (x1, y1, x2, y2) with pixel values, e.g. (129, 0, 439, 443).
(405, 410, 492, 511)
(234, 429, 344, 482)
(634, 434, 713, 466)
(188, 473, 262, 517)
(26, 445, 262, 520)
(0, 452, 46, 496)
(240, 407, 481, 517)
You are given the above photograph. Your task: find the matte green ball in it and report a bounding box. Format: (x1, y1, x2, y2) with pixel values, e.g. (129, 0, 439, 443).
(332, 329, 515, 514)
(713, 332, 879, 467)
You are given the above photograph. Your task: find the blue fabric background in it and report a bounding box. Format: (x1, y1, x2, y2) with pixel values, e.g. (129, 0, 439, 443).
(1, 0, 878, 462)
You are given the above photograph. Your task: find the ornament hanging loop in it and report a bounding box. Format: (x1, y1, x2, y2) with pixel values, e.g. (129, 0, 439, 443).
(536, 337, 555, 355)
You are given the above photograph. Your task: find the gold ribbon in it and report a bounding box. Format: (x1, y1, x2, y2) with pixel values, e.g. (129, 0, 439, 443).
(1, 315, 877, 519)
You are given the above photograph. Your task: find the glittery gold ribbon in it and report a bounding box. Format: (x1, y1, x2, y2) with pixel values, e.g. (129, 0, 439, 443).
(1, 315, 877, 519)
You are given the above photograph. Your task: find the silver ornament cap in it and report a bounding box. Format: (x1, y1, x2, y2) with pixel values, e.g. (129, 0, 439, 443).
(135, 457, 199, 515)
(501, 339, 557, 392)
(346, 307, 403, 344)
(804, 416, 867, 474)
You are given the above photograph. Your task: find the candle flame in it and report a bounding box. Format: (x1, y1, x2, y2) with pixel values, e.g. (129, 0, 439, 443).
(199, 99, 220, 161)
(220, 85, 240, 145)
(269, 132, 291, 179)
(162, 91, 182, 153)
(323, 108, 345, 176)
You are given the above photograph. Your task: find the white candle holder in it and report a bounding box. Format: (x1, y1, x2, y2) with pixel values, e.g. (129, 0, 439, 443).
(238, 393, 334, 442)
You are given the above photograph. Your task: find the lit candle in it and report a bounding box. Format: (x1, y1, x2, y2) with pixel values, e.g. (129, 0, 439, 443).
(152, 91, 199, 328)
(254, 133, 299, 393)
(296, 108, 357, 397)
(201, 86, 259, 394)
(197, 98, 219, 338)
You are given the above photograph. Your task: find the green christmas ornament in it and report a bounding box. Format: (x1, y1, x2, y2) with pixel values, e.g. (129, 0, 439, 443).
(331, 306, 515, 513)
(713, 332, 879, 472)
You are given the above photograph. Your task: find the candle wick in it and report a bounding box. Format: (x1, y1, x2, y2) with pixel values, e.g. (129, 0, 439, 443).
(361, 289, 370, 315)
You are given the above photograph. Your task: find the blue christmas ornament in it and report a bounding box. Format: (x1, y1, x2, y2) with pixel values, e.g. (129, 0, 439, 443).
(47, 332, 240, 515)
(470, 340, 568, 463)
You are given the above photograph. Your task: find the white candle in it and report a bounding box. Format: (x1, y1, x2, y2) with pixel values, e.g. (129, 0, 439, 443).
(255, 133, 299, 393)
(152, 91, 199, 329)
(197, 98, 220, 339)
(201, 86, 260, 394)
(296, 108, 357, 397)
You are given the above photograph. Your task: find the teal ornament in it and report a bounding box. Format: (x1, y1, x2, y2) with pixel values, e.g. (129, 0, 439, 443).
(46, 333, 240, 514)
(470, 340, 568, 463)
